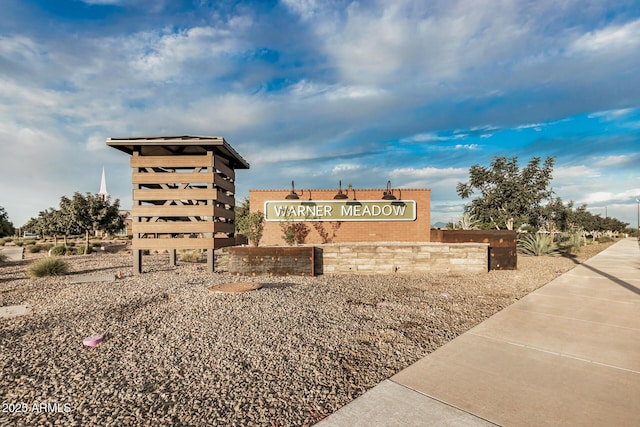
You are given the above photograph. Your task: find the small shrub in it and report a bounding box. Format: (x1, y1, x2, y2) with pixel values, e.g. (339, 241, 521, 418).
(0, 237, 13, 245)
(27, 245, 43, 253)
(50, 245, 67, 256)
(561, 232, 585, 254)
(14, 240, 24, 247)
(517, 233, 559, 256)
(92, 241, 103, 248)
(280, 222, 310, 245)
(0, 253, 7, 264)
(75, 246, 93, 255)
(28, 257, 69, 277)
(23, 239, 36, 246)
(596, 236, 614, 243)
(180, 251, 202, 263)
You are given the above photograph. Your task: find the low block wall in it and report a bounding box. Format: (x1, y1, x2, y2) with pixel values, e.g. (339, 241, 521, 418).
(229, 247, 314, 276)
(316, 242, 489, 274)
(430, 229, 517, 270)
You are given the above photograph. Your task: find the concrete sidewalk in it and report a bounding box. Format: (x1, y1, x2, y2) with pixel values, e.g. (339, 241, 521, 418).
(318, 238, 640, 426)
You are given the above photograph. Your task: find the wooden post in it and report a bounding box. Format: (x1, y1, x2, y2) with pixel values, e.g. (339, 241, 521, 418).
(134, 249, 142, 274)
(133, 149, 142, 275)
(207, 248, 214, 273)
(169, 249, 176, 266)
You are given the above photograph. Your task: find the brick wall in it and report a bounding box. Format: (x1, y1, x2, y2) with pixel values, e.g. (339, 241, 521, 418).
(250, 188, 431, 245)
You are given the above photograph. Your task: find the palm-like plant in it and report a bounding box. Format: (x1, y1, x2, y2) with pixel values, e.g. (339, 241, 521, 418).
(517, 233, 560, 256)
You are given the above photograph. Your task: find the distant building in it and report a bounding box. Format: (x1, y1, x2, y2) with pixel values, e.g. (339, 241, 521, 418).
(98, 167, 109, 200)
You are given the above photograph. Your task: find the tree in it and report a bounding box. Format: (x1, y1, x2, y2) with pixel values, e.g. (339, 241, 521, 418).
(60, 193, 124, 254)
(456, 156, 555, 230)
(0, 207, 15, 237)
(234, 198, 251, 224)
(236, 211, 265, 247)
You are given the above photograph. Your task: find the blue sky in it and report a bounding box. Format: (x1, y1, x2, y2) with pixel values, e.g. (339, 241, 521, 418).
(1, 0, 639, 228)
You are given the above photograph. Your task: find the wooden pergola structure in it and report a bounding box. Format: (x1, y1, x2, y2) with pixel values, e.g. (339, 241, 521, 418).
(106, 135, 249, 274)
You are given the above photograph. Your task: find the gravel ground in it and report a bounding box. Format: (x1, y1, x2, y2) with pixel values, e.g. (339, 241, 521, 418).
(0, 241, 615, 426)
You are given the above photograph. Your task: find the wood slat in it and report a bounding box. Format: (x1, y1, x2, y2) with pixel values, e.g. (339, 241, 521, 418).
(131, 155, 213, 168)
(214, 222, 236, 234)
(132, 238, 216, 250)
(132, 237, 236, 250)
(134, 188, 221, 201)
(214, 159, 235, 179)
(214, 237, 236, 249)
(214, 173, 235, 192)
(132, 221, 235, 234)
(214, 206, 235, 220)
(132, 172, 215, 185)
(133, 222, 218, 234)
(216, 191, 235, 206)
(133, 205, 214, 217)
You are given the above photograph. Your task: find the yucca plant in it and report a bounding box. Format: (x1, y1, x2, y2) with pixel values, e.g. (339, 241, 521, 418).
(28, 257, 69, 277)
(517, 233, 560, 256)
(458, 212, 480, 230)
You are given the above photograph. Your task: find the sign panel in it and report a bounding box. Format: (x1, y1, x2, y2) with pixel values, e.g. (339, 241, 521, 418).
(264, 200, 416, 222)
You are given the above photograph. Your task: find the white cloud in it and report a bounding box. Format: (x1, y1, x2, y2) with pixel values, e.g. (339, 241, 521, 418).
(454, 144, 479, 150)
(131, 25, 250, 83)
(80, 0, 121, 4)
(390, 166, 467, 179)
(400, 133, 442, 143)
(593, 155, 631, 167)
(281, 0, 323, 21)
(581, 189, 640, 205)
(571, 18, 640, 53)
(332, 163, 361, 173)
(553, 165, 601, 179)
(516, 123, 545, 130)
(588, 108, 636, 121)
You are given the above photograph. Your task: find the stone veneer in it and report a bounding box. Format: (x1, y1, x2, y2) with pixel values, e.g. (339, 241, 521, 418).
(316, 242, 489, 274)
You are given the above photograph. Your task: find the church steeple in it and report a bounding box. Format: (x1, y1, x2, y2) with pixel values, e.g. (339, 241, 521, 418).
(98, 167, 109, 200)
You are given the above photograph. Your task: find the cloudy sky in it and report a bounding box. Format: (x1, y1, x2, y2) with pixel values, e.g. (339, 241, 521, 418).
(1, 0, 639, 228)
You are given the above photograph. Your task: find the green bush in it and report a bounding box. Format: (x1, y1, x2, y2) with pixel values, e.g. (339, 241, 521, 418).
(517, 233, 560, 256)
(27, 245, 43, 253)
(50, 245, 67, 256)
(561, 232, 585, 254)
(28, 257, 69, 277)
(23, 239, 36, 246)
(0, 237, 13, 245)
(596, 236, 614, 243)
(14, 240, 24, 247)
(75, 246, 93, 255)
(180, 251, 202, 263)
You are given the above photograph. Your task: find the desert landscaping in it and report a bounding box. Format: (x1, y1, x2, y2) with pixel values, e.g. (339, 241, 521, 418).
(0, 239, 615, 426)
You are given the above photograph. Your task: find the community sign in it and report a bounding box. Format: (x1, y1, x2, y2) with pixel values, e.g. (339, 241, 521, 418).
(264, 200, 417, 222)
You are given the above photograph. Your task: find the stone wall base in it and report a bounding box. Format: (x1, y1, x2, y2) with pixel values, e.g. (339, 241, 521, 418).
(316, 242, 489, 274)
